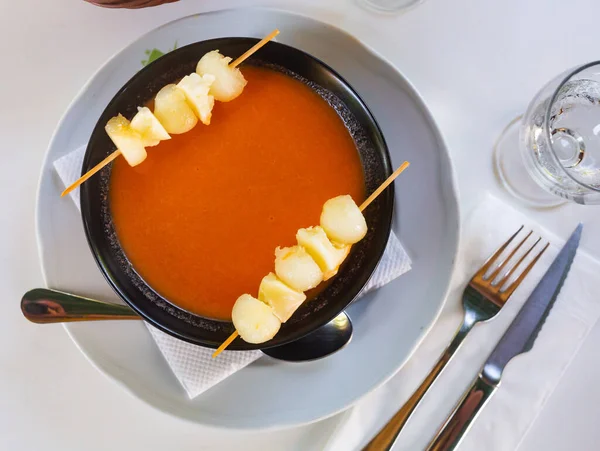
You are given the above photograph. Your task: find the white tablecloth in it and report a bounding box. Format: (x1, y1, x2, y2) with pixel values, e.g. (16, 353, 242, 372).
(3, 0, 600, 450)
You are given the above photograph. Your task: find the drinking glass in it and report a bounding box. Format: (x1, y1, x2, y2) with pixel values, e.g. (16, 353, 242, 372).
(358, 0, 423, 13)
(494, 61, 600, 206)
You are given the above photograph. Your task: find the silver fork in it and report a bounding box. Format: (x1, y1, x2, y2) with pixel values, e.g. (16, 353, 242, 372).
(363, 226, 549, 451)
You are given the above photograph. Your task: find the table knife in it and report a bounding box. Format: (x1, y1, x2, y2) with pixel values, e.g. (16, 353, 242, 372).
(427, 223, 582, 451)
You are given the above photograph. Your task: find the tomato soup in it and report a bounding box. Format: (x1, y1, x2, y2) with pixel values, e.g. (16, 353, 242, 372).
(109, 66, 365, 320)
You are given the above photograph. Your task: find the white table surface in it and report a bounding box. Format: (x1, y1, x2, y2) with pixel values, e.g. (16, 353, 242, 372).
(2, 0, 600, 449)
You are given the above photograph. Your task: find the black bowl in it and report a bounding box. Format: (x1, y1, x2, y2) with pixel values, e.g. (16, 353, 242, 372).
(80, 38, 393, 350)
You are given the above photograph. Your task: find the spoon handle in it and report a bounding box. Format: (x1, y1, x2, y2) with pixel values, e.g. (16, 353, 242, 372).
(21, 288, 140, 323)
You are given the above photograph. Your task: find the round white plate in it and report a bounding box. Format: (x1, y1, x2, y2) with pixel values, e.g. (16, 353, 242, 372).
(36, 8, 459, 430)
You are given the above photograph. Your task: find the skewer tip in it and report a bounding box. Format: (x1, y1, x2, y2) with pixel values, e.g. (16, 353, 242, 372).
(230, 29, 281, 68)
(212, 330, 239, 358)
(359, 161, 410, 211)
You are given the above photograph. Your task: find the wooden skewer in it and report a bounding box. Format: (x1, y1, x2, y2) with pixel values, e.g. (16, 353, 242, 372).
(212, 331, 239, 358)
(61, 150, 121, 197)
(212, 161, 410, 358)
(61, 30, 280, 198)
(230, 29, 280, 68)
(359, 161, 410, 212)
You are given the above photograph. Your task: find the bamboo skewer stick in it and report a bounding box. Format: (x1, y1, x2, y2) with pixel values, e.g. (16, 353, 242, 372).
(212, 161, 410, 358)
(61, 150, 121, 197)
(230, 29, 280, 68)
(60, 30, 280, 198)
(212, 331, 239, 357)
(359, 161, 410, 211)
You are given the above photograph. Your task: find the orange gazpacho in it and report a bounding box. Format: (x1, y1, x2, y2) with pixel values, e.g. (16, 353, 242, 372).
(109, 66, 365, 320)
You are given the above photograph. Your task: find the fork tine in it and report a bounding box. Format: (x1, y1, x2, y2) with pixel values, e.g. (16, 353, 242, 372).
(476, 225, 524, 277)
(497, 237, 541, 287)
(501, 242, 550, 299)
(487, 230, 533, 282)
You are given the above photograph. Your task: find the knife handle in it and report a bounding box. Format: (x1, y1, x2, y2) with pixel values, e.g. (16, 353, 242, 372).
(426, 375, 497, 451)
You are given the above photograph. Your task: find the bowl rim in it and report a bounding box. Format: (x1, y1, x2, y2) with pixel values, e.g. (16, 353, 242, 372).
(79, 37, 394, 350)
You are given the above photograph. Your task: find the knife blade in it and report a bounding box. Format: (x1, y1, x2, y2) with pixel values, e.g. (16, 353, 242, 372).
(427, 224, 582, 451)
(481, 223, 582, 385)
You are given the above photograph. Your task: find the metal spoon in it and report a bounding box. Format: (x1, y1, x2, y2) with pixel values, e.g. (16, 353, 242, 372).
(21, 288, 139, 323)
(21, 288, 353, 361)
(261, 312, 353, 362)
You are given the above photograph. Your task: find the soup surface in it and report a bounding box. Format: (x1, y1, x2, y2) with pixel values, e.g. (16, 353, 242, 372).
(110, 66, 365, 320)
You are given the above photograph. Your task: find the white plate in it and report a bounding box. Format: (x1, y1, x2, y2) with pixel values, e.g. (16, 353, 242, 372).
(36, 8, 459, 430)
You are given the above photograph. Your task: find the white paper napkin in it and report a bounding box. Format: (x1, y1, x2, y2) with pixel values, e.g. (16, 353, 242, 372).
(54, 144, 412, 399)
(324, 193, 600, 451)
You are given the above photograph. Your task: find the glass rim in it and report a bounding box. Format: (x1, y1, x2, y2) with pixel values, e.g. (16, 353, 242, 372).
(544, 60, 600, 193)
